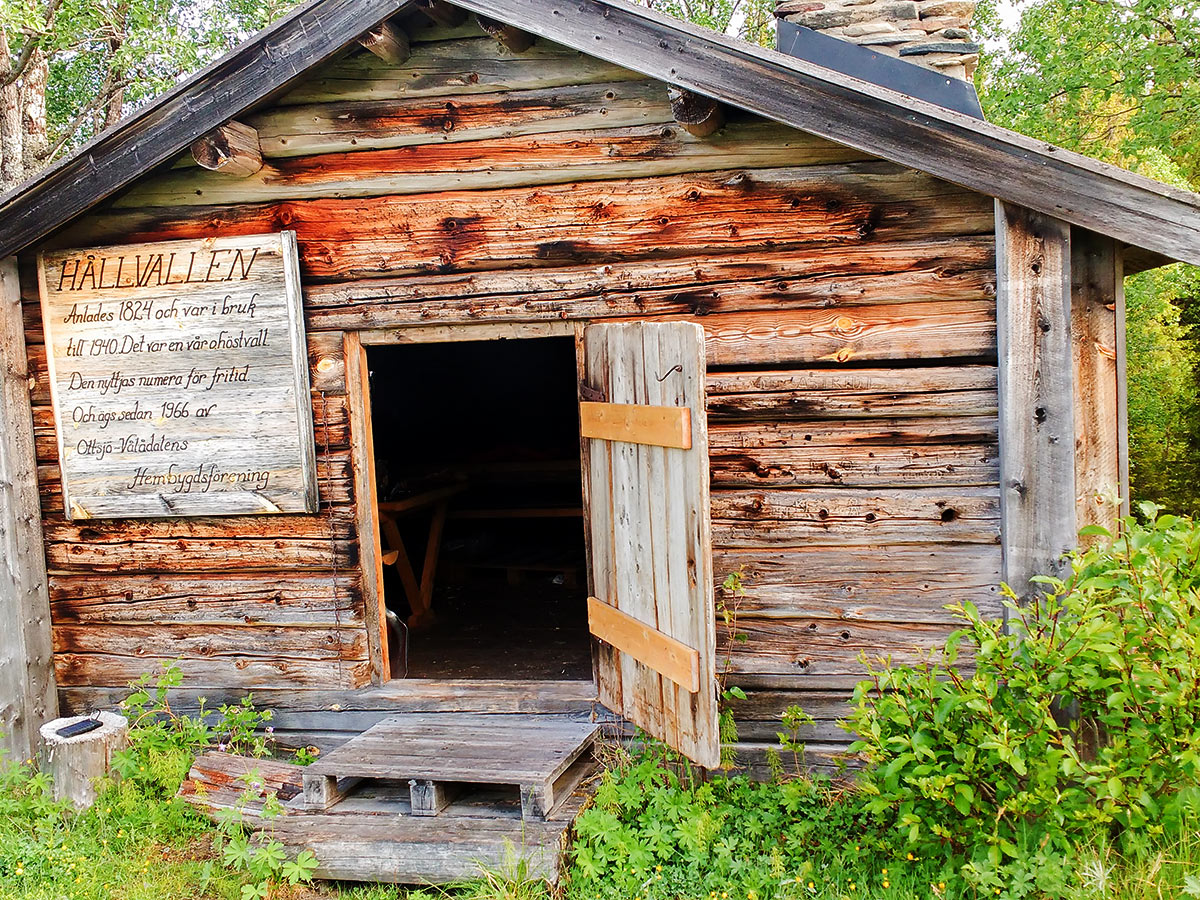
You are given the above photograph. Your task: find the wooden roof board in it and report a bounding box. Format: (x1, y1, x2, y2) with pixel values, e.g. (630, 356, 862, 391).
(1, 0, 1199, 266)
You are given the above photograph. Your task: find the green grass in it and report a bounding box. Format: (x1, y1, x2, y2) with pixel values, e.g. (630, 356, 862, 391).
(4, 749, 1200, 900)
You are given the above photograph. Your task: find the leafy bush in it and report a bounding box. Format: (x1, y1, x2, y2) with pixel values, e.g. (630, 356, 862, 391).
(847, 507, 1200, 894)
(113, 662, 278, 798)
(566, 740, 947, 900)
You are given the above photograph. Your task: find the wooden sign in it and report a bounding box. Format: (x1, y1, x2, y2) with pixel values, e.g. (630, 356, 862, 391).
(37, 232, 318, 519)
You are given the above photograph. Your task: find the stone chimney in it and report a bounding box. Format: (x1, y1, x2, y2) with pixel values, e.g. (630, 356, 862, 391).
(775, 0, 981, 81)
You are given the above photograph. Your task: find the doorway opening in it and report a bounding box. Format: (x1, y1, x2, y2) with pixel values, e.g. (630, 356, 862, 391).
(367, 337, 592, 682)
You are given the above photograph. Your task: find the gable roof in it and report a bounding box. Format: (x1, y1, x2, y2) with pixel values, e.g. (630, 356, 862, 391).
(2, 0, 1199, 267)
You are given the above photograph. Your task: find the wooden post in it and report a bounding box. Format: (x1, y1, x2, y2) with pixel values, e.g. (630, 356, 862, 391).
(0, 255, 56, 763)
(345, 333, 389, 684)
(190, 121, 263, 177)
(38, 712, 128, 810)
(1071, 229, 1127, 540)
(996, 202, 1076, 606)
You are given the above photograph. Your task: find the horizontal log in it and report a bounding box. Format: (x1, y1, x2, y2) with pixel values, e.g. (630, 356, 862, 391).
(278, 37, 642, 105)
(711, 416, 999, 448)
(726, 690, 854, 745)
(49, 573, 363, 626)
(710, 443, 997, 488)
(62, 163, 995, 281)
(724, 687, 853, 722)
(54, 653, 372, 689)
(706, 366, 997, 421)
(712, 543, 1002, 624)
(709, 417, 999, 487)
(44, 503, 354, 543)
(59, 679, 598, 721)
(225, 80, 675, 158)
(54, 623, 368, 661)
(711, 486, 1000, 545)
(44, 532, 357, 575)
(727, 742, 857, 777)
(701, 302, 996, 367)
(117, 120, 873, 207)
(733, 717, 851, 744)
(720, 615, 966, 678)
(302, 236, 996, 331)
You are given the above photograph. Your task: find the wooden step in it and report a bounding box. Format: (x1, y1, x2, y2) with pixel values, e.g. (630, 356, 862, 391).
(180, 737, 599, 885)
(302, 713, 598, 818)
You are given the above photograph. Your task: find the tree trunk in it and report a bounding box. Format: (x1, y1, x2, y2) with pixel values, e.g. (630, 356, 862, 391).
(38, 712, 129, 811)
(0, 30, 24, 190)
(21, 47, 48, 177)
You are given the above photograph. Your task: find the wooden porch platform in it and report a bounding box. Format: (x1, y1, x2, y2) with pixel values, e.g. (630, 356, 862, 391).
(179, 713, 600, 884)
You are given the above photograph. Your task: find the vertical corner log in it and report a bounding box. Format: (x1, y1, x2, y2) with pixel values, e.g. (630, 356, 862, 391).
(358, 19, 411, 65)
(996, 202, 1076, 608)
(416, 0, 467, 27)
(667, 87, 725, 137)
(475, 15, 534, 52)
(0, 255, 57, 763)
(190, 121, 263, 177)
(38, 713, 128, 810)
(1071, 228, 1126, 542)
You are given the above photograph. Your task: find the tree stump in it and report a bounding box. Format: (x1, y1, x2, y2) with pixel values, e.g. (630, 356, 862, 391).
(38, 712, 129, 810)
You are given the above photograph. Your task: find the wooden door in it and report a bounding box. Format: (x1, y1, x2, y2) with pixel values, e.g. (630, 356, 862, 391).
(581, 321, 719, 768)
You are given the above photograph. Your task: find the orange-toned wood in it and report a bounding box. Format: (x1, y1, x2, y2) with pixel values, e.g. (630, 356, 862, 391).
(580, 401, 691, 449)
(587, 597, 700, 693)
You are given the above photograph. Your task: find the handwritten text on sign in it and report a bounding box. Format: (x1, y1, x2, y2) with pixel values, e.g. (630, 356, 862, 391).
(38, 232, 318, 519)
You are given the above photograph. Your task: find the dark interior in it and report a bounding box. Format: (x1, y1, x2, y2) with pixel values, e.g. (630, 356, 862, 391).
(367, 338, 592, 681)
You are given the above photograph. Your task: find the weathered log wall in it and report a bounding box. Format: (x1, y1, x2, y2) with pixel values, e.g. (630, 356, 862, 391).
(30, 18, 1000, 760)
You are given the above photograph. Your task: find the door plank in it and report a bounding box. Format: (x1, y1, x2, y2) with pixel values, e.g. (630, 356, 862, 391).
(583, 321, 718, 767)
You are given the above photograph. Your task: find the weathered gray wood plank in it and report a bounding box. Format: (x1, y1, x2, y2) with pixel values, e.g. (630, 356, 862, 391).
(996, 202, 1077, 604)
(0, 255, 57, 761)
(583, 321, 719, 768)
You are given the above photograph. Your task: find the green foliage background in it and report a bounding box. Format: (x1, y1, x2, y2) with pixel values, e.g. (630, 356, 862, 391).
(975, 0, 1200, 513)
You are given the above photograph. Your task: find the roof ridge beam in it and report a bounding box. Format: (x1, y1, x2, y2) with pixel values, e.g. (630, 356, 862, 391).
(450, 0, 1200, 266)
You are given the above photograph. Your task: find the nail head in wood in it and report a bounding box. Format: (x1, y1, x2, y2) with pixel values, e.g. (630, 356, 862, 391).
(358, 19, 411, 65)
(667, 86, 725, 137)
(189, 121, 263, 177)
(475, 14, 534, 52)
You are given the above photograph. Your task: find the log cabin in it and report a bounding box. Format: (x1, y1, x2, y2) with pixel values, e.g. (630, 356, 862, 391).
(2, 0, 1200, 882)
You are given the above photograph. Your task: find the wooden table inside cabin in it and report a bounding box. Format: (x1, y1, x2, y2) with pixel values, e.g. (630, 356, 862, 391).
(378, 484, 465, 628)
(379, 483, 584, 626)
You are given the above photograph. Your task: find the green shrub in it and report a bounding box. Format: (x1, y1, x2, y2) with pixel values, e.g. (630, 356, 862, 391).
(847, 506, 1200, 895)
(565, 741, 945, 900)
